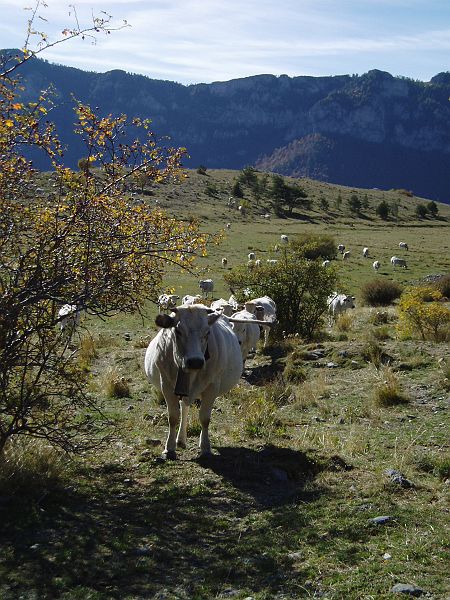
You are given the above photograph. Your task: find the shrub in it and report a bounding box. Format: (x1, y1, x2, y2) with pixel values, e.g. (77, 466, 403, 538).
(435, 275, 450, 299)
(225, 238, 337, 339)
(290, 233, 337, 260)
(376, 200, 390, 220)
(335, 313, 353, 332)
(397, 286, 450, 341)
(196, 165, 207, 175)
(361, 279, 403, 306)
(368, 310, 391, 325)
(415, 204, 428, 218)
(371, 325, 391, 340)
(284, 353, 307, 384)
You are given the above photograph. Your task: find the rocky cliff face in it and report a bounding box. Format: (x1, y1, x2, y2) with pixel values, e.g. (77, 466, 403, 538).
(3, 50, 450, 201)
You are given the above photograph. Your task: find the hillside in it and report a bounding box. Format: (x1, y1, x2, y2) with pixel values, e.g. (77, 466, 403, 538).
(3, 49, 450, 202)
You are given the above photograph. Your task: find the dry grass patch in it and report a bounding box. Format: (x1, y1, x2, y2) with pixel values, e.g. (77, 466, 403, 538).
(373, 366, 408, 407)
(101, 366, 131, 398)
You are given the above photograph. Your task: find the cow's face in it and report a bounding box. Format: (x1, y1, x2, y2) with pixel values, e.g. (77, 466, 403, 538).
(344, 296, 356, 309)
(155, 306, 220, 372)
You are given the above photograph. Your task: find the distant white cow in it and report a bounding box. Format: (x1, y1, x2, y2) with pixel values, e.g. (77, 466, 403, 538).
(264, 213, 270, 219)
(248, 252, 256, 261)
(328, 293, 356, 322)
(280, 234, 289, 244)
(391, 256, 407, 268)
(221, 257, 228, 267)
(266, 259, 278, 265)
(245, 295, 277, 347)
(226, 223, 231, 229)
(210, 298, 235, 317)
(342, 251, 351, 260)
(399, 242, 409, 251)
(158, 294, 180, 313)
(373, 260, 381, 272)
(199, 279, 214, 297)
(182, 294, 202, 306)
(255, 259, 261, 267)
(238, 205, 246, 216)
(338, 244, 345, 254)
(322, 260, 331, 267)
(230, 308, 261, 366)
(363, 247, 369, 258)
(58, 304, 81, 333)
(144, 305, 243, 459)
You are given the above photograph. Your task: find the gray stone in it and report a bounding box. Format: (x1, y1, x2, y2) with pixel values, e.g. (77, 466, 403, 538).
(368, 515, 393, 525)
(391, 583, 425, 596)
(327, 361, 339, 368)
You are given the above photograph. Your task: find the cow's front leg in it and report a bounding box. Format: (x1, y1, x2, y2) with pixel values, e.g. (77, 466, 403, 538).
(177, 400, 189, 449)
(162, 388, 180, 460)
(198, 386, 218, 456)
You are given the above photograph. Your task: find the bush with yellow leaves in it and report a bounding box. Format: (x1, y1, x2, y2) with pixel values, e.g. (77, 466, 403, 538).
(397, 286, 450, 341)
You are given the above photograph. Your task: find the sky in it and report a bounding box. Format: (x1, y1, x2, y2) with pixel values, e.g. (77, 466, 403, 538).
(0, 0, 449, 85)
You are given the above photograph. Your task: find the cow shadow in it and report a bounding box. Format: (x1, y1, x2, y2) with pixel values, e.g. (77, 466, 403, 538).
(196, 444, 324, 507)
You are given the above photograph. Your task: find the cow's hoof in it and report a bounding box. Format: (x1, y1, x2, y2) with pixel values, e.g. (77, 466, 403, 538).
(161, 450, 177, 461)
(177, 440, 187, 449)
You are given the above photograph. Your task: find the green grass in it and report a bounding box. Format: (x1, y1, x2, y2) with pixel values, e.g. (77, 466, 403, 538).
(1, 169, 449, 599)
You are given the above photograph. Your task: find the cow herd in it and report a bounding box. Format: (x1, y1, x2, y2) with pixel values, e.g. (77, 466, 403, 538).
(336, 241, 409, 270)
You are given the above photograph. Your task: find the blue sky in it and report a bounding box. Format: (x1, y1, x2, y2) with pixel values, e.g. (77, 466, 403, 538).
(1, 0, 449, 85)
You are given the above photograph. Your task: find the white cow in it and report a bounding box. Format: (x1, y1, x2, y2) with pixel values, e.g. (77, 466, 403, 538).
(210, 298, 235, 317)
(328, 293, 356, 322)
(399, 242, 409, 251)
(182, 294, 202, 306)
(373, 260, 381, 272)
(58, 304, 80, 333)
(226, 222, 231, 229)
(144, 305, 243, 459)
(338, 244, 345, 254)
(342, 251, 351, 260)
(267, 259, 278, 264)
(248, 252, 256, 261)
(238, 205, 246, 216)
(280, 234, 289, 244)
(255, 259, 261, 267)
(363, 247, 369, 258)
(158, 294, 180, 313)
(230, 308, 261, 365)
(322, 260, 331, 267)
(246, 295, 277, 347)
(199, 279, 214, 297)
(391, 256, 407, 268)
(221, 257, 228, 267)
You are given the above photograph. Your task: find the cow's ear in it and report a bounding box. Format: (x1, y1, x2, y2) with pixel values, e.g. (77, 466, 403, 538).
(155, 313, 175, 328)
(207, 312, 221, 326)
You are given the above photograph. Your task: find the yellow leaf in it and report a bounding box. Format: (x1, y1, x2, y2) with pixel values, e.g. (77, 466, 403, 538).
(5, 119, 14, 128)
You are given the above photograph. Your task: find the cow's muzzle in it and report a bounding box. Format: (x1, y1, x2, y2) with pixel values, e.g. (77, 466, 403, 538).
(184, 356, 205, 371)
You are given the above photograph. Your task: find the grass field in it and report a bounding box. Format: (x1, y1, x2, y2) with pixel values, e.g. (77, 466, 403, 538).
(0, 169, 449, 599)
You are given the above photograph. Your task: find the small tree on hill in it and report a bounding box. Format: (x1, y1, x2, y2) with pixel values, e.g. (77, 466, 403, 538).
(415, 204, 428, 219)
(224, 237, 337, 339)
(348, 194, 362, 214)
(427, 200, 439, 218)
(231, 179, 244, 198)
(376, 200, 390, 220)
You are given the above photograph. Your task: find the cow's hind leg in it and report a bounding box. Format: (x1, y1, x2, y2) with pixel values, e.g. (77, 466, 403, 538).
(198, 386, 219, 456)
(177, 400, 189, 449)
(161, 388, 180, 460)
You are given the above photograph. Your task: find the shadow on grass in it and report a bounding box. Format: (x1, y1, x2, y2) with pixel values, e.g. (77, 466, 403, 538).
(0, 444, 356, 599)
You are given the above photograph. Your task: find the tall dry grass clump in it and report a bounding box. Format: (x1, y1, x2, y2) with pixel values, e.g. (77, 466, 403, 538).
(102, 367, 131, 398)
(361, 279, 403, 307)
(373, 367, 407, 407)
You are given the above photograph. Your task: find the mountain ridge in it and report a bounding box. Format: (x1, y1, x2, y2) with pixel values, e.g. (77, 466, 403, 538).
(2, 49, 450, 202)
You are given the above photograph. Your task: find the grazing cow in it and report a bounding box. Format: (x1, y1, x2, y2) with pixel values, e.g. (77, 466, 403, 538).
(373, 260, 381, 272)
(221, 257, 228, 267)
(280, 234, 289, 244)
(363, 247, 369, 258)
(266, 259, 278, 264)
(248, 252, 256, 261)
(238, 205, 246, 216)
(58, 304, 80, 333)
(144, 305, 243, 459)
(210, 298, 235, 317)
(255, 259, 261, 267)
(230, 308, 261, 365)
(342, 251, 351, 260)
(328, 293, 356, 322)
(322, 260, 331, 267)
(158, 294, 180, 313)
(182, 294, 202, 306)
(338, 244, 345, 254)
(246, 295, 277, 346)
(391, 256, 407, 268)
(264, 213, 270, 219)
(274, 244, 280, 252)
(199, 279, 214, 297)
(226, 223, 231, 229)
(399, 242, 409, 251)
